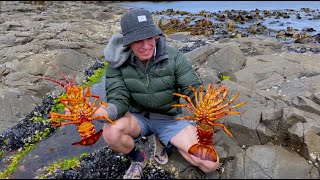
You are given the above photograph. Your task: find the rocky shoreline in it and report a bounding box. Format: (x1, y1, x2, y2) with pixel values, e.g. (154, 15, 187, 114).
(0, 1, 319, 179)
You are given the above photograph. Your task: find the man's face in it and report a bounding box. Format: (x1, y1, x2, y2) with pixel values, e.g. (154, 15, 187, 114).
(130, 36, 156, 61)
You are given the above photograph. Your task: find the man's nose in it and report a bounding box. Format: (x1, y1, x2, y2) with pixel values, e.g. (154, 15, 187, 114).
(141, 40, 149, 48)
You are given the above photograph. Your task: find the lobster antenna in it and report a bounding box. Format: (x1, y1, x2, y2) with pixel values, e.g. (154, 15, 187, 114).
(45, 62, 73, 84)
(71, 72, 77, 84)
(30, 75, 67, 88)
(36, 54, 73, 88)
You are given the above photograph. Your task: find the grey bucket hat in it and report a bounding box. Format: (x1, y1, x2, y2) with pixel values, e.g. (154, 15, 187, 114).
(120, 8, 163, 46)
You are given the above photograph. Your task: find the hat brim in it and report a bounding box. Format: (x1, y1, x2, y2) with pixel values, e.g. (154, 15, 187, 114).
(122, 25, 162, 46)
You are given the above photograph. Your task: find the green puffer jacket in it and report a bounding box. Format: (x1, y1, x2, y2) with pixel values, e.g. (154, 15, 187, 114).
(103, 34, 202, 119)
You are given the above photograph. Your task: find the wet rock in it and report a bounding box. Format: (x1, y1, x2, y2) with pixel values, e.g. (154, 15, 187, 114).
(315, 33, 320, 43)
(44, 146, 175, 179)
(287, 46, 320, 54)
(0, 95, 56, 152)
(302, 27, 316, 32)
(84, 60, 105, 81)
(178, 40, 207, 53)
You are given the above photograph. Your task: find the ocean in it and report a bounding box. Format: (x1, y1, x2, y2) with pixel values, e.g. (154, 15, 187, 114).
(115, 1, 320, 13)
(115, 1, 320, 33)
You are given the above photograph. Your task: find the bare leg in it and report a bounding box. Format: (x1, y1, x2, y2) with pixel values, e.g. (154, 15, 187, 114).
(102, 112, 141, 154)
(170, 125, 220, 173)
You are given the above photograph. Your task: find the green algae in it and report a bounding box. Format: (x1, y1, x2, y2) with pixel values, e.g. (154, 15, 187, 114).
(31, 116, 43, 122)
(83, 61, 108, 87)
(51, 93, 67, 113)
(0, 144, 35, 178)
(221, 75, 231, 81)
(38, 153, 89, 179)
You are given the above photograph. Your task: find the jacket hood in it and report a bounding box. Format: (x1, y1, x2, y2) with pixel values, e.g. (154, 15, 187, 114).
(154, 34, 168, 63)
(104, 34, 168, 68)
(104, 34, 132, 68)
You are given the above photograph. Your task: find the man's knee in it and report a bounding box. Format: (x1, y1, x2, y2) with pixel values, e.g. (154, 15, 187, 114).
(102, 114, 140, 145)
(102, 119, 126, 144)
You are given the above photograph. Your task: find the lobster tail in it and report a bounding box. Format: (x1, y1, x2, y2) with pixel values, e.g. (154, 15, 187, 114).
(188, 143, 218, 162)
(72, 129, 103, 146)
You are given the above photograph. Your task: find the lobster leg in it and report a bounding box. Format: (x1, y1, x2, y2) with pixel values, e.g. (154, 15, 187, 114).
(189, 85, 200, 107)
(172, 104, 196, 114)
(50, 112, 78, 126)
(90, 100, 108, 115)
(176, 116, 199, 121)
(172, 93, 197, 110)
(50, 112, 76, 120)
(52, 121, 79, 127)
(90, 115, 115, 125)
(88, 101, 115, 123)
(60, 98, 77, 111)
(85, 94, 101, 113)
(210, 123, 234, 137)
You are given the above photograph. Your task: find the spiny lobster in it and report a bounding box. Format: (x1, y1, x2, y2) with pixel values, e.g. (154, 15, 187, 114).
(172, 83, 247, 162)
(35, 64, 115, 146)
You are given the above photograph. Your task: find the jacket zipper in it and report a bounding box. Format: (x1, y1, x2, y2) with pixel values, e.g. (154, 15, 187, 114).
(146, 60, 150, 88)
(146, 73, 149, 88)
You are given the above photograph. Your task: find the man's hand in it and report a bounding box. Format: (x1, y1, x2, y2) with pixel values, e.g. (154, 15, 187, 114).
(65, 107, 71, 115)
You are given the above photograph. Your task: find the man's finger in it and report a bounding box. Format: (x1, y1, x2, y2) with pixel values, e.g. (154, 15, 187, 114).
(64, 107, 71, 115)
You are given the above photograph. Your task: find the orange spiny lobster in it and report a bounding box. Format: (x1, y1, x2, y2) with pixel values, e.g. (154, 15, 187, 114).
(172, 83, 247, 162)
(35, 64, 115, 146)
